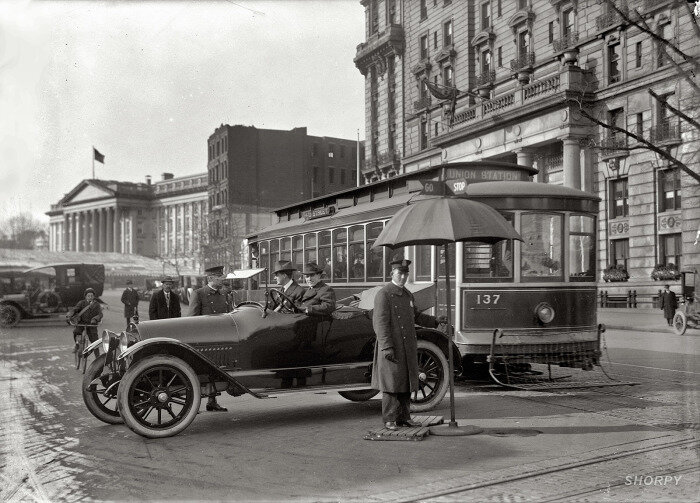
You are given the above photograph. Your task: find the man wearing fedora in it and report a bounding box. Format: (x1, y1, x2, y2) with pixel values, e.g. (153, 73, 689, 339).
(148, 276, 181, 320)
(270, 260, 305, 311)
(188, 265, 230, 412)
(299, 262, 336, 316)
(371, 259, 445, 430)
(120, 280, 140, 331)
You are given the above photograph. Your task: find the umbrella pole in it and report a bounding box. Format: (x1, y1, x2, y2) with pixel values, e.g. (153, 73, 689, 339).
(430, 243, 483, 437)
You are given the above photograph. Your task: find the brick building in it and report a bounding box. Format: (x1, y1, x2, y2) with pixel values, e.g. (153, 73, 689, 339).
(354, 0, 699, 298)
(206, 125, 364, 267)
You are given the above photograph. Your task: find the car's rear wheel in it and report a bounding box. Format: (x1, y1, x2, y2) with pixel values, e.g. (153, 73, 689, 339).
(82, 354, 123, 424)
(338, 389, 379, 402)
(0, 304, 21, 328)
(410, 339, 449, 412)
(673, 312, 687, 335)
(117, 355, 201, 439)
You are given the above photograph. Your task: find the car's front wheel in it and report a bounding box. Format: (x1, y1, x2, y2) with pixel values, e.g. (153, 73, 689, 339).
(338, 389, 379, 402)
(0, 304, 21, 328)
(117, 355, 201, 438)
(410, 339, 449, 412)
(82, 354, 123, 424)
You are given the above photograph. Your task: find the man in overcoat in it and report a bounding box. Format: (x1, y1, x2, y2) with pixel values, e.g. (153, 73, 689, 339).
(120, 280, 140, 330)
(371, 259, 443, 430)
(269, 260, 305, 311)
(188, 265, 231, 411)
(660, 284, 678, 326)
(148, 276, 181, 320)
(299, 262, 336, 316)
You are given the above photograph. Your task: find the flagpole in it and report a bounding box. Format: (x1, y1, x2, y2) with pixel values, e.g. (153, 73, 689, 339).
(92, 146, 95, 179)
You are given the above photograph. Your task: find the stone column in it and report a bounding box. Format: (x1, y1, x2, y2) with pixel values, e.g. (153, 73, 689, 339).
(90, 209, 98, 251)
(74, 213, 81, 251)
(98, 208, 106, 251)
(106, 208, 113, 252)
(515, 148, 538, 182)
(562, 138, 581, 189)
(581, 146, 594, 193)
(113, 208, 120, 253)
(63, 215, 69, 251)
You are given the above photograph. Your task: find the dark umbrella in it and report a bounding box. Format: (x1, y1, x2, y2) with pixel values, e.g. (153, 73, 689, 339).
(372, 196, 523, 435)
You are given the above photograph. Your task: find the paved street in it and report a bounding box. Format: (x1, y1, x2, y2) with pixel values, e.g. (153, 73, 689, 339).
(1, 290, 698, 502)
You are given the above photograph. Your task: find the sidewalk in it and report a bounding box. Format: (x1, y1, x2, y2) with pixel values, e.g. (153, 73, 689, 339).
(598, 307, 677, 333)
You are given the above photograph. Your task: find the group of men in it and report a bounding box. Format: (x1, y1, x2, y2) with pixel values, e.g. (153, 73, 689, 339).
(114, 258, 440, 429)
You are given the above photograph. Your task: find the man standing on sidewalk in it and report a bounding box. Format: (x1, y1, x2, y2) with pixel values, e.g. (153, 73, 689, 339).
(660, 284, 678, 326)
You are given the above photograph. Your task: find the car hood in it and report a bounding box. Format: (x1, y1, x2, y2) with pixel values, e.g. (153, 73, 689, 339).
(137, 314, 238, 344)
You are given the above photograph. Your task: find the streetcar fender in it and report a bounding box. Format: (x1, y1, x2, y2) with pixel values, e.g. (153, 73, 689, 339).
(117, 337, 262, 398)
(416, 327, 463, 375)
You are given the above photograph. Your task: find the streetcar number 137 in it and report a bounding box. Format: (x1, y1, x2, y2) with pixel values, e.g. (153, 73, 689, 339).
(475, 294, 500, 305)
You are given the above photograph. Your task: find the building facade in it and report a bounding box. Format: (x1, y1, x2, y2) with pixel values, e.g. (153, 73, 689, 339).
(354, 0, 699, 297)
(47, 173, 208, 272)
(206, 125, 364, 267)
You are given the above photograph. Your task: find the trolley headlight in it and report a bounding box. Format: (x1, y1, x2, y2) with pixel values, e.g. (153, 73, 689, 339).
(534, 302, 555, 324)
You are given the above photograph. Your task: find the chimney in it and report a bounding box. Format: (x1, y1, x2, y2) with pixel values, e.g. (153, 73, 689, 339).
(145, 175, 152, 185)
(161, 172, 174, 181)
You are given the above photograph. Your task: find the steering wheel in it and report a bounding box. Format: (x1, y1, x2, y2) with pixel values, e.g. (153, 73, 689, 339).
(268, 289, 300, 314)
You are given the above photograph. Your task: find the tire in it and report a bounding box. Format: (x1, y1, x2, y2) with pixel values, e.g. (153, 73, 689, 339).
(117, 355, 201, 439)
(673, 312, 687, 335)
(82, 354, 123, 424)
(0, 304, 21, 328)
(410, 339, 449, 412)
(338, 389, 379, 402)
(75, 335, 87, 370)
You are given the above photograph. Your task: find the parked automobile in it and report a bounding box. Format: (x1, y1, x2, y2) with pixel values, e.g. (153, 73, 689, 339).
(82, 289, 454, 438)
(0, 263, 104, 327)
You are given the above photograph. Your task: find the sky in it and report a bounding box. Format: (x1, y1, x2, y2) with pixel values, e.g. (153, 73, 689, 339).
(0, 0, 366, 225)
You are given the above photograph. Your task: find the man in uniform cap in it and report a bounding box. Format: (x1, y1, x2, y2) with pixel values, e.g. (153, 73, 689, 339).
(120, 280, 140, 331)
(188, 265, 230, 411)
(270, 260, 305, 311)
(371, 259, 445, 430)
(148, 276, 181, 320)
(298, 262, 336, 316)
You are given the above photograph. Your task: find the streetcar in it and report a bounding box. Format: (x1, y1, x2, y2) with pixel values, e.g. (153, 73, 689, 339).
(245, 161, 601, 373)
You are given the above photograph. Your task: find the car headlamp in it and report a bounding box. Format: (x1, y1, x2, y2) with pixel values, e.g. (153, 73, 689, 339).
(102, 330, 118, 353)
(118, 331, 129, 353)
(534, 302, 555, 324)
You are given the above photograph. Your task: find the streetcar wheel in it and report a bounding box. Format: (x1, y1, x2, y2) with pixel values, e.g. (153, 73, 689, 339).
(673, 312, 687, 335)
(82, 354, 123, 424)
(338, 389, 379, 402)
(117, 355, 201, 439)
(0, 304, 21, 328)
(411, 339, 449, 412)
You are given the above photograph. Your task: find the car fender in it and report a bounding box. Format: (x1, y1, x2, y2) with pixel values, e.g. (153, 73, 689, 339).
(0, 298, 30, 317)
(117, 337, 261, 398)
(415, 326, 462, 375)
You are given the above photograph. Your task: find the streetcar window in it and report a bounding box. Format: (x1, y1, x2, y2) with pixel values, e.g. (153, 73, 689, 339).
(366, 222, 384, 282)
(292, 235, 303, 271)
(569, 215, 596, 282)
(332, 228, 348, 281)
(319, 231, 332, 278)
(304, 233, 317, 266)
(270, 239, 279, 264)
(521, 213, 563, 281)
(463, 214, 514, 282)
(280, 237, 291, 261)
(415, 245, 432, 281)
(349, 225, 365, 282)
(259, 241, 270, 283)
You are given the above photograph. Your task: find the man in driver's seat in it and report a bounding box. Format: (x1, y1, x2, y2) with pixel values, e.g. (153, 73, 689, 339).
(299, 262, 336, 316)
(270, 260, 305, 311)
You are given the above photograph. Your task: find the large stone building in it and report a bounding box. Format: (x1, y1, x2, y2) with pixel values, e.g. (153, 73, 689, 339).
(47, 126, 364, 272)
(206, 125, 364, 267)
(354, 0, 699, 298)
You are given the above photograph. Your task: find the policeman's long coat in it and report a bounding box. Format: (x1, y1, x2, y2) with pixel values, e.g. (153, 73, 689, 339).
(370, 282, 438, 393)
(188, 286, 230, 316)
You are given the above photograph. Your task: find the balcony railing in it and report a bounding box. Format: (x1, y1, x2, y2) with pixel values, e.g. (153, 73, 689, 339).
(595, 6, 627, 31)
(600, 135, 628, 158)
(651, 119, 681, 144)
(475, 69, 496, 87)
(510, 52, 536, 72)
(553, 31, 579, 53)
(413, 95, 432, 112)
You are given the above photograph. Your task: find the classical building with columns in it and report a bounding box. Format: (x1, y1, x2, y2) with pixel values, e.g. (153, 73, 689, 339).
(47, 173, 208, 272)
(354, 0, 699, 294)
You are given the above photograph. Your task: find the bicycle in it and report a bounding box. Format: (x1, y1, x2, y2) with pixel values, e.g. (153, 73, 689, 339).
(68, 320, 100, 372)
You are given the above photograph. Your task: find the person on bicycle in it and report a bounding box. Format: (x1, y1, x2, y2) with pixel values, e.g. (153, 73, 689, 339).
(67, 288, 103, 353)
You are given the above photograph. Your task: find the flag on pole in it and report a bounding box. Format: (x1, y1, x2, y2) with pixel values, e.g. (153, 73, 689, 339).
(93, 148, 105, 164)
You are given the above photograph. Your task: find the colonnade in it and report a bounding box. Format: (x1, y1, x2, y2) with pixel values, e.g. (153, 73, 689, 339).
(59, 207, 132, 253)
(515, 136, 594, 192)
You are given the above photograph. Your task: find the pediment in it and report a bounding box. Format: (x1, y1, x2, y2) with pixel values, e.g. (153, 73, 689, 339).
(64, 182, 114, 205)
(508, 9, 535, 29)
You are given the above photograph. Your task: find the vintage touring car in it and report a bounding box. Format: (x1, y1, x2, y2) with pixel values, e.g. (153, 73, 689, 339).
(82, 286, 454, 438)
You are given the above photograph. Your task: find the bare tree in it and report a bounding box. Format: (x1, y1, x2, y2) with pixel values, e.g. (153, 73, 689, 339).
(0, 212, 48, 249)
(568, 0, 700, 183)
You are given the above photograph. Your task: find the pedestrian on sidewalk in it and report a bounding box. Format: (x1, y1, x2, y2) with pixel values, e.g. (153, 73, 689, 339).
(660, 284, 678, 326)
